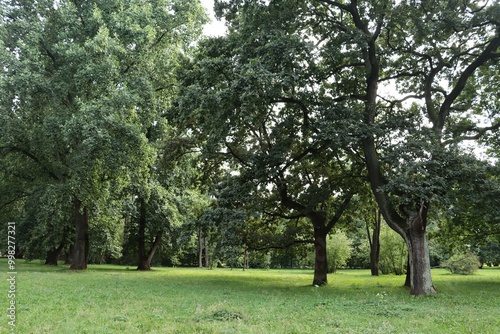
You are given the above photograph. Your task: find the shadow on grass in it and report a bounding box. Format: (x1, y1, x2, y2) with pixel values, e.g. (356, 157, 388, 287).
(6, 259, 499, 297)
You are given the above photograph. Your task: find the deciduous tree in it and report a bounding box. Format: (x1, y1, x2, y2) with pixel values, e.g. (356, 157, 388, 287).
(0, 0, 206, 269)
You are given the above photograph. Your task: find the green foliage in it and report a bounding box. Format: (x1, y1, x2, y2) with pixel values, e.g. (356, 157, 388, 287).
(477, 241, 500, 267)
(444, 253, 481, 275)
(0, 0, 207, 265)
(89, 200, 124, 264)
(379, 226, 408, 275)
(347, 237, 370, 269)
(248, 251, 271, 269)
(326, 230, 352, 273)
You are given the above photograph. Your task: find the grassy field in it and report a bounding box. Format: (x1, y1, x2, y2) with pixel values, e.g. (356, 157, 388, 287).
(1, 259, 499, 333)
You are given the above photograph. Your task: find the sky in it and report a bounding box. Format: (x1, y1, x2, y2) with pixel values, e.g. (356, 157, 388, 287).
(201, 0, 227, 36)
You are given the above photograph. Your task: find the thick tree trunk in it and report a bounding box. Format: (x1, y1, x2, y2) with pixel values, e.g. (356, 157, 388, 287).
(70, 199, 89, 270)
(405, 203, 436, 295)
(313, 228, 328, 286)
(363, 137, 436, 294)
(45, 241, 65, 266)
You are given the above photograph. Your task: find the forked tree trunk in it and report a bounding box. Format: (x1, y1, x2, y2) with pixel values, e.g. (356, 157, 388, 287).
(279, 184, 351, 286)
(137, 196, 164, 270)
(137, 229, 163, 270)
(70, 199, 89, 270)
(45, 241, 65, 266)
(313, 228, 328, 286)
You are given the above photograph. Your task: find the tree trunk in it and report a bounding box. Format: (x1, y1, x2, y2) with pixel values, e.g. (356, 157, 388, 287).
(367, 210, 381, 276)
(405, 203, 436, 295)
(204, 236, 209, 268)
(70, 199, 89, 270)
(137, 197, 149, 270)
(45, 241, 65, 266)
(313, 228, 328, 286)
(198, 227, 203, 268)
(137, 229, 163, 270)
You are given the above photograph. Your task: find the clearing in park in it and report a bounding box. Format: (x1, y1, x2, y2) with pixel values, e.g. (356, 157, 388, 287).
(1, 260, 499, 333)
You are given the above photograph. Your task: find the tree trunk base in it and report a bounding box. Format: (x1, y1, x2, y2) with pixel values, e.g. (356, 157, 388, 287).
(313, 229, 328, 286)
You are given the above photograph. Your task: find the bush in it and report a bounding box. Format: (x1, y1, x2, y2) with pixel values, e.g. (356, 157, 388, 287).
(326, 230, 352, 273)
(443, 252, 480, 275)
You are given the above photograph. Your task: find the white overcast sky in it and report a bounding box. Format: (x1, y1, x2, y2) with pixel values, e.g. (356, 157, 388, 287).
(201, 0, 227, 36)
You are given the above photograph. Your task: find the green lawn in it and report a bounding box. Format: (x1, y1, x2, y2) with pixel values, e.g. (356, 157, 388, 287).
(1, 259, 499, 333)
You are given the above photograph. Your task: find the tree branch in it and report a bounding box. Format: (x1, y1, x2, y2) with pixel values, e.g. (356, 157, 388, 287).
(0, 146, 60, 181)
(248, 238, 314, 251)
(444, 121, 500, 145)
(325, 192, 353, 232)
(436, 34, 500, 130)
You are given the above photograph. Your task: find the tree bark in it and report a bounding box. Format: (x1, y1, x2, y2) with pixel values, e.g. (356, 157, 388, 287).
(406, 203, 436, 295)
(313, 228, 328, 286)
(278, 178, 351, 286)
(136, 196, 164, 270)
(70, 199, 89, 270)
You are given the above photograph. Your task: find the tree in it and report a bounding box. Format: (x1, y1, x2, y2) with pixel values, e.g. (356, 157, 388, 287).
(206, 0, 500, 295)
(326, 230, 352, 274)
(292, 0, 500, 295)
(433, 157, 500, 267)
(175, 1, 366, 285)
(0, 0, 207, 269)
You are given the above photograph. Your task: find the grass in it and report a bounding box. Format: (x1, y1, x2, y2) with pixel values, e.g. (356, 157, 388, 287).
(1, 259, 499, 333)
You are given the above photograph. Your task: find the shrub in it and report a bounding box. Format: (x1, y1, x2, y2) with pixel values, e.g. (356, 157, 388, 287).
(326, 230, 352, 273)
(443, 252, 480, 275)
